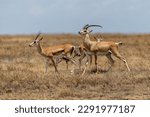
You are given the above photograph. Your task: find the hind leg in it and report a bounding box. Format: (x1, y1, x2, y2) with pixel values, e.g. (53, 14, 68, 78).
(55, 54, 63, 65)
(106, 52, 114, 71)
(56, 54, 70, 70)
(79, 53, 86, 70)
(62, 55, 77, 73)
(111, 49, 130, 71)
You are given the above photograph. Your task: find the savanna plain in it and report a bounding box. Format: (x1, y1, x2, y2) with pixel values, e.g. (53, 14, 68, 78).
(0, 33, 150, 99)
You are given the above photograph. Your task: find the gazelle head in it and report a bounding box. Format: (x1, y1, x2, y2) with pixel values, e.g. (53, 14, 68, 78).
(78, 24, 103, 35)
(71, 46, 82, 57)
(29, 33, 43, 47)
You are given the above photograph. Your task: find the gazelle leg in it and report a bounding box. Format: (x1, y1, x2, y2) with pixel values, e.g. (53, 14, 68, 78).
(106, 53, 114, 71)
(55, 54, 63, 65)
(62, 55, 77, 73)
(45, 59, 49, 73)
(112, 49, 130, 71)
(89, 54, 92, 67)
(62, 55, 76, 65)
(81, 66, 86, 76)
(55, 54, 69, 70)
(50, 57, 58, 72)
(66, 61, 69, 70)
(94, 54, 98, 73)
(79, 53, 86, 70)
(119, 57, 130, 71)
(65, 53, 69, 70)
(123, 59, 130, 71)
(88, 54, 92, 71)
(81, 54, 90, 75)
(118, 57, 130, 71)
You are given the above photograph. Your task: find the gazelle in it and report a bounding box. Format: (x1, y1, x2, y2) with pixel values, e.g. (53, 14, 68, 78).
(71, 32, 109, 72)
(74, 43, 112, 75)
(78, 24, 130, 74)
(29, 33, 76, 73)
(78, 34, 105, 69)
(69, 34, 104, 68)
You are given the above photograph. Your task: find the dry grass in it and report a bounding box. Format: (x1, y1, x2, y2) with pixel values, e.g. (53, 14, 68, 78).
(0, 33, 150, 99)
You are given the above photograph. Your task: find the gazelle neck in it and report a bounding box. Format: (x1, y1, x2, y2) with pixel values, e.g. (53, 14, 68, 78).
(36, 43, 44, 56)
(83, 34, 92, 48)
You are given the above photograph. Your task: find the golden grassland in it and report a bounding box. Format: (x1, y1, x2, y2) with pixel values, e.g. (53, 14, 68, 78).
(0, 33, 150, 99)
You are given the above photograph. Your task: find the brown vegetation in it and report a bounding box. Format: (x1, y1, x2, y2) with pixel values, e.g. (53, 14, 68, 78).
(0, 33, 150, 99)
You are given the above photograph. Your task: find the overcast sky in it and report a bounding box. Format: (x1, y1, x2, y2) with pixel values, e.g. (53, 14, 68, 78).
(0, 0, 150, 34)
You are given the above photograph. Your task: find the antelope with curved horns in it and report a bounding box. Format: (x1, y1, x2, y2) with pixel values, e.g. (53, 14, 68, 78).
(78, 24, 130, 74)
(75, 42, 112, 74)
(70, 32, 106, 70)
(29, 33, 77, 73)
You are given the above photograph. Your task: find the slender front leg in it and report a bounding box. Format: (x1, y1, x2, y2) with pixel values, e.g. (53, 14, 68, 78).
(81, 53, 89, 75)
(86, 54, 92, 71)
(50, 57, 58, 72)
(45, 59, 49, 73)
(79, 52, 86, 70)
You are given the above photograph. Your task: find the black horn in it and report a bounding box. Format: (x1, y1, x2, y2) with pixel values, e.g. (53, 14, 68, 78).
(87, 25, 103, 29)
(35, 32, 41, 40)
(83, 24, 90, 29)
